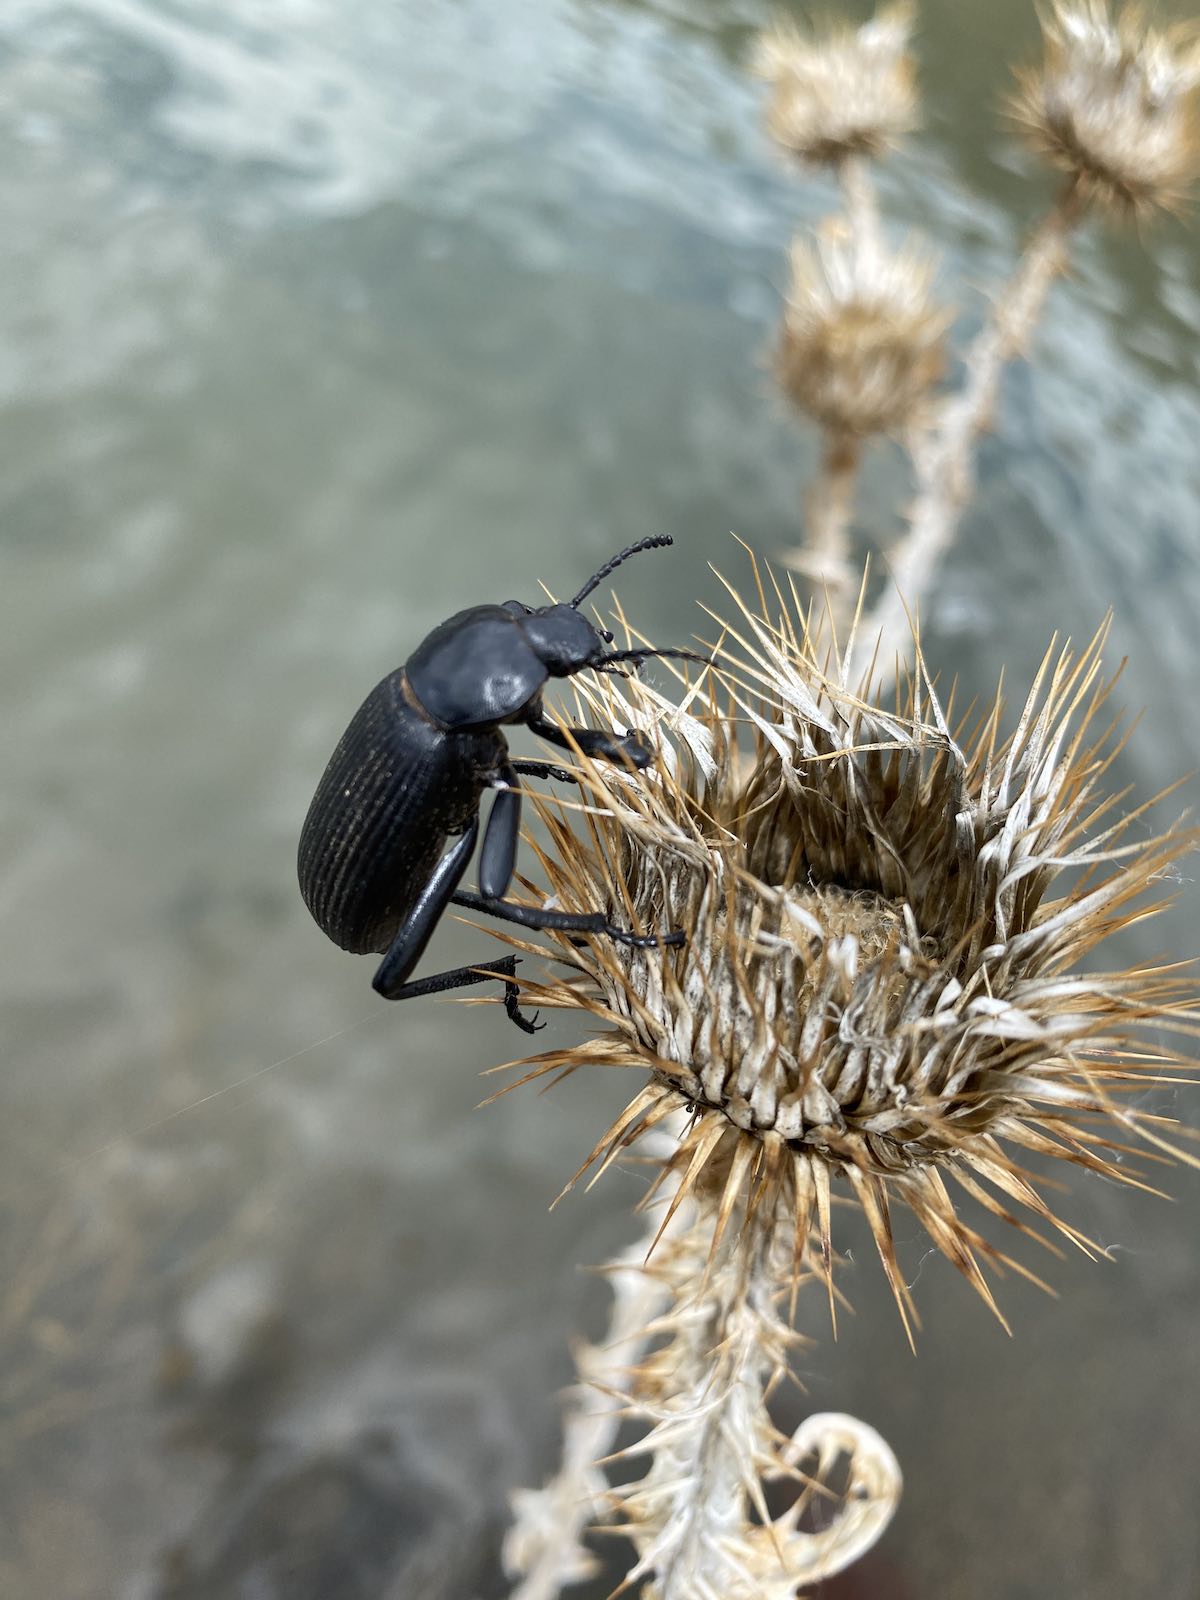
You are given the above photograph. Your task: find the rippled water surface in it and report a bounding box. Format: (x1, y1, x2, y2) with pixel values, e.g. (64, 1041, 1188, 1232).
(3, 2, 1199, 1596)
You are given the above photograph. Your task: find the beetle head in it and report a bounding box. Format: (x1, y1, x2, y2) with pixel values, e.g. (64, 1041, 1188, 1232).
(506, 541, 709, 685)
(521, 603, 609, 676)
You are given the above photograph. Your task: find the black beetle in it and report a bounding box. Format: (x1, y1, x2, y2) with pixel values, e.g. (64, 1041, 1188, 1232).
(297, 536, 706, 1031)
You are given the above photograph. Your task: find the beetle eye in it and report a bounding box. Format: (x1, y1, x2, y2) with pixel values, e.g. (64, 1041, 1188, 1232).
(599, 627, 614, 644)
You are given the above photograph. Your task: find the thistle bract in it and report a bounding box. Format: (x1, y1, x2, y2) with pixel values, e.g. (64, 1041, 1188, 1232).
(755, 4, 918, 166)
(1014, 1, 1200, 214)
(777, 222, 948, 438)
(503, 565, 1195, 1336)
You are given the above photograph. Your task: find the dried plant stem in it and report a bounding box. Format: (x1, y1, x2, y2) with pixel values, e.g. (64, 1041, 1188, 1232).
(790, 431, 861, 595)
(858, 180, 1085, 678)
(609, 1157, 901, 1600)
(785, 160, 876, 604)
(503, 1126, 694, 1600)
(506, 1133, 903, 1600)
(840, 153, 882, 250)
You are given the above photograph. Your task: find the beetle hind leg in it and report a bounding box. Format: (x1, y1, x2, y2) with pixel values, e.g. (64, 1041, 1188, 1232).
(371, 817, 481, 998)
(451, 890, 686, 950)
(380, 953, 544, 1034)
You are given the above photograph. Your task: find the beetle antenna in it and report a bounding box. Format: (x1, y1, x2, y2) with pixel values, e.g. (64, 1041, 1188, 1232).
(597, 646, 711, 672)
(569, 535, 675, 610)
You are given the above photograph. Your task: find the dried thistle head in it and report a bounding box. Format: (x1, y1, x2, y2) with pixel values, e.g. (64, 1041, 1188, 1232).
(777, 220, 949, 437)
(499, 560, 1196, 1337)
(1013, 1, 1200, 214)
(755, 4, 919, 166)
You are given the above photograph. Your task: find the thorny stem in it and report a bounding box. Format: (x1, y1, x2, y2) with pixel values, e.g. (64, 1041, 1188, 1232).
(506, 1147, 903, 1600)
(856, 177, 1087, 680)
(615, 1179, 899, 1600)
(787, 159, 878, 605)
(787, 431, 861, 595)
(626, 1215, 778, 1597)
(503, 1124, 694, 1600)
(839, 154, 882, 252)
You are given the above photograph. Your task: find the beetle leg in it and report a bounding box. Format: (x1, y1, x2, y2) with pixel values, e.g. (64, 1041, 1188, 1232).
(372, 816, 480, 997)
(525, 709, 653, 770)
(479, 759, 581, 903)
(383, 954, 544, 1035)
(504, 977, 544, 1033)
(509, 758, 579, 785)
(371, 816, 543, 1030)
(451, 890, 686, 950)
(479, 764, 521, 901)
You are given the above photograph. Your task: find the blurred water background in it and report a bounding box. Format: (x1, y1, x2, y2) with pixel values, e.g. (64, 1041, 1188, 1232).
(2, 1, 1198, 1596)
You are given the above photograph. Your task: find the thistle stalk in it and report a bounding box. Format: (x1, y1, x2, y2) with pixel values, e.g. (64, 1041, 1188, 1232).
(839, 154, 883, 250)
(790, 431, 860, 594)
(601, 1149, 902, 1600)
(504, 1122, 903, 1600)
(763, 2, 1200, 672)
(785, 159, 878, 600)
(503, 1121, 692, 1600)
(857, 178, 1085, 681)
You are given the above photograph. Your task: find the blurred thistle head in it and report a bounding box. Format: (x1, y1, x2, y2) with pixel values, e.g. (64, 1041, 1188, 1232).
(755, 4, 919, 166)
(1013, 0, 1200, 215)
(777, 220, 949, 437)
(497, 557, 1197, 1338)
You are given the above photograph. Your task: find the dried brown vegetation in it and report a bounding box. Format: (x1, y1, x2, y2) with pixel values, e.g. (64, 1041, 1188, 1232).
(497, 564, 1196, 1340)
(1012, 1, 1200, 216)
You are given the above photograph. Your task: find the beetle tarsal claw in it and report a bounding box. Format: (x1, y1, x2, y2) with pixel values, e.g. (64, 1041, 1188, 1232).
(505, 978, 545, 1034)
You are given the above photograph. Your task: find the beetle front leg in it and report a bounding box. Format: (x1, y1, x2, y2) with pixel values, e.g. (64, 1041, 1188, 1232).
(479, 763, 521, 901)
(479, 759, 581, 903)
(525, 708, 653, 770)
(509, 757, 578, 785)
